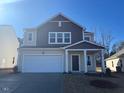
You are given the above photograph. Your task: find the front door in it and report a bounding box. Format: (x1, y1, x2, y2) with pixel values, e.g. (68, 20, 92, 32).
(71, 55, 80, 72)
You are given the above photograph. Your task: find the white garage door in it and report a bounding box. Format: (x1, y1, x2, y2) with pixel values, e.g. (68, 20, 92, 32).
(22, 55, 63, 73)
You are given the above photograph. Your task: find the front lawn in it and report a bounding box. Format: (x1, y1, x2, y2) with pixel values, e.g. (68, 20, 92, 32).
(64, 73, 124, 93)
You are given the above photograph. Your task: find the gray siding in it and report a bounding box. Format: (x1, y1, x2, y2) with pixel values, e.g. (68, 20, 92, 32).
(84, 32, 94, 42)
(36, 21, 83, 48)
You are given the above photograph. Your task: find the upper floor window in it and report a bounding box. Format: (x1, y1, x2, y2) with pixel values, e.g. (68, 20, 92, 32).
(28, 33, 33, 41)
(57, 33, 63, 43)
(49, 32, 71, 44)
(84, 36, 91, 41)
(49, 33, 56, 43)
(64, 33, 71, 43)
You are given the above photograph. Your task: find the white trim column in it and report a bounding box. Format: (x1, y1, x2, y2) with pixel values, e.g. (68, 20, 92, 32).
(101, 49, 105, 73)
(84, 50, 88, 73)
(65, 50, 69, 73)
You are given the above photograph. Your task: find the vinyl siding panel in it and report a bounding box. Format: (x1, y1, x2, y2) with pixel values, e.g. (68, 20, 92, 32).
(36, 22, 83, 48)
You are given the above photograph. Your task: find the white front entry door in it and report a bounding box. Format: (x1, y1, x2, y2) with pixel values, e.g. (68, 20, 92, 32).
(22, 55, 63, 73)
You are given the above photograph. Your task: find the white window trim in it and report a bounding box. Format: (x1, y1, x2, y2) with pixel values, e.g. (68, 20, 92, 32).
(71, 54, 81, 72)
(48, 32, 56, 44)
(63, 32, 71, 44)
(84, 36, 91, 41)
(48, 32, 71, 44)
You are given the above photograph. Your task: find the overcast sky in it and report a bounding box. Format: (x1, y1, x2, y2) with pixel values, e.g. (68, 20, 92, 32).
(0, 0, 124, 45)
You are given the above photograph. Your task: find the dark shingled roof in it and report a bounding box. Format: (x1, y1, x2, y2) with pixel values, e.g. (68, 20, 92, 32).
(66, 41, 104, 49)
(50, 14, 70, 21)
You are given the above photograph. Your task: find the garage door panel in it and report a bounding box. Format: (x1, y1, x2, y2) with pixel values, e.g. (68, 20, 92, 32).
(22, 55, 63, 72)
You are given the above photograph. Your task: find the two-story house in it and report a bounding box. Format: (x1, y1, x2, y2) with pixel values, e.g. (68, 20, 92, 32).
(17, 14, 105, 73)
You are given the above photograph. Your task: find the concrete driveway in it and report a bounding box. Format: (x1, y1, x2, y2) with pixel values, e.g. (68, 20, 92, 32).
(0, 73, 63, 93)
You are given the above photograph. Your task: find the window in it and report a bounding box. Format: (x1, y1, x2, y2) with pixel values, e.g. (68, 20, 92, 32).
(49, 33, 56, 43)
(84, 36, 90, 41)
(87, 55, 91, 66)
(64, 33, 71, 43)
(49, 32, 71, 44)
(28, 33, 33, 41)
(12, 57, 15, 64)
(112, 61, 114, 67)
(57, 33, 63, 43)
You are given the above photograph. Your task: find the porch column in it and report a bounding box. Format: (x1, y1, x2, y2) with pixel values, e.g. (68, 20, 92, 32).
(65, 50, 69, 73)
(101, 49, 105, 73)
(84, 50, 88, 73)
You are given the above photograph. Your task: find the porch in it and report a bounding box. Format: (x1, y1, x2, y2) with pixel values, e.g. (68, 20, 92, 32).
(63, 41, 105, 73)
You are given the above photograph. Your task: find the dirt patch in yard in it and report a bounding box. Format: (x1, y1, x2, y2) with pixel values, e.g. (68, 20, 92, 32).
(90, 79, 119, 89)
(64, 73, 124, 93)
(85, 73, 119, 78)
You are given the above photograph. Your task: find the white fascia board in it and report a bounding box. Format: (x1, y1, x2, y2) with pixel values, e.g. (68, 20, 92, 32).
(63, 40, 104, 49)
(19, 48, 64, 51)
(63, 40, 84, 49)
(66, 49, 102, 51)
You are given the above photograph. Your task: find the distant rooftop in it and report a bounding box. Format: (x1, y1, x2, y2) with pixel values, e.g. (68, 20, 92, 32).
(106, 48, 124, 60)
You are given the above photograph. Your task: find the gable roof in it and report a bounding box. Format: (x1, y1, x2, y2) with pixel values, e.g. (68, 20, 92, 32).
(106, 48, 124, 61)
(63, 40, 105, 49)
(37, 13, 86, 30)
(50, 14, 70, 21)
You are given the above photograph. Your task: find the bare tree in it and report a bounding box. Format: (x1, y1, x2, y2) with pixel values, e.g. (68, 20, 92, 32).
(93, 27, 114, 58)
(111, 44, 117, 53)
(117, 41, 124, 51)
(111, 41, 124, 52)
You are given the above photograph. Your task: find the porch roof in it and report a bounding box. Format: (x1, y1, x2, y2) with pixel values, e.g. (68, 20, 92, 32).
(64, 41, 104, 49)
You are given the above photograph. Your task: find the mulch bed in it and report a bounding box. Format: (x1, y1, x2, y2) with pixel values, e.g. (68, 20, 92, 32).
(90, 79, 119, 89)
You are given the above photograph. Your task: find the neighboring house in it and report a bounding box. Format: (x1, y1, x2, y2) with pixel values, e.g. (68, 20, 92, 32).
(106, 48, 124, 72)
(0, 25, 19, 69)
(17, 14, 105, 73)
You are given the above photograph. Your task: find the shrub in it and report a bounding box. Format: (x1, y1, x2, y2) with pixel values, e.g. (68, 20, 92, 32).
(105, 68, 111, 76)
(116, 66, 122, 73)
